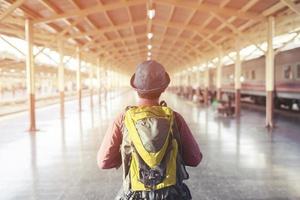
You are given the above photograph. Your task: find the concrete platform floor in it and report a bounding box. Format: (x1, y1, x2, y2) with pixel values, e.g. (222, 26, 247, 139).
(0, 90, 300, 200)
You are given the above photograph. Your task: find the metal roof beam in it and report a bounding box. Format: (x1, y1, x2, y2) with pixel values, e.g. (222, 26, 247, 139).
(158, 0, 264, 21)
(33, 0, 144, 24)
(281, 0, 300, 16)
(0, 0, 25, 23)
(154, 19, 232, 37)
(68, 19, 146, 38)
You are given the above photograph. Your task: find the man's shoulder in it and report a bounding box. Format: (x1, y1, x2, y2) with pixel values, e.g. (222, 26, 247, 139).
(172, 110, 184, 121)
(113, 112, 125, 127)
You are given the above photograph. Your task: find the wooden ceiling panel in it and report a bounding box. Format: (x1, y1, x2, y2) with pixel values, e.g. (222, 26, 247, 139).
(189, 10, 210, 26)
(74, 38, 85, 44)
(50, 0, 77, 13)
(152, 25, 165, 35)
(104, 31, 118, 40)
(203, 0, 226, 6)
(68, 25, 80, 35)
(107, 7, 129, 25)
(210, 35, 220, 42)
(72, 0, 98, 9)
(37, 5, 55, 17)
(193, 35, 202, 42)
(51, 20, 69, 29)
(174, 41, 184, 47)
(127, 38, 139, 44)
(129, 4, 147, 22)
(196, 45, 205, 52)
(0, 0, 293, 73)
(47, 21, 64, 29)
(180, 30, 194, 39)
(77, 20, 93, 32)
(184, 0, 201, 3)
(100, 0, 122, 5)
(231, 18, 248, 28)
(166, 27, 179, 36)
(171, 7, 190, 23)
(220, 27, 232, 34)
(87, 13, 110, 28)
(217, 14, 232, 21)
(249, 0, 280, 13)
(154, 3, 172, 21)
(114, 41, 123, 47)
(206, 18, 222, 29)
(90, 35, 102, 41)
(23, 0, 47, 14)
(136, 37, 147, 43)
(118, 27, 132, 37)
(226, 0, 250, 9)
(134, 24, 147, 35)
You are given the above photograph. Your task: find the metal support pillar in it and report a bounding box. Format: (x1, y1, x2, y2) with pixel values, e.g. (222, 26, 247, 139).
(89, 64, 94, 108)
(187, 73, 191, 100)
(97, 58, 101, 105)
(216, 51, 223, 101)
(0, 79, 2, 100)
(204, 64, 210, 105)
(76, 47, 82, 111)
(235, 47, 241, 117)
(104, 68, 108, 100)
(266, 16, 275, 128)
(58, 39, 64, 118)
(178, 74, 182, 90)
(25, 19, 36, 132)
(196, 70, 201, 97)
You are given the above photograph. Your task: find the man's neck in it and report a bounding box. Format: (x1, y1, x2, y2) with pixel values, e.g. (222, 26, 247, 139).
(137, 98, 159, 106)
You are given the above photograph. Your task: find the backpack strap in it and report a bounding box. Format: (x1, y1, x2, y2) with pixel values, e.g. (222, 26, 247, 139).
(125, 105, 136, 111)
(172, 115, 183, 158)
(159, 100, 167, 107)
(172, 113, 190, 181)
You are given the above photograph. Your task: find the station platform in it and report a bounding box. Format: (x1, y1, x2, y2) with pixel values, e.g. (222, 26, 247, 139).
(0, 90, 300, 200)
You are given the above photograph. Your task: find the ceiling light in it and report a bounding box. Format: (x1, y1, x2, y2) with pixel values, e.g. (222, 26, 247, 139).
(147, 32, 153, 39)
(147, 9, 155, 19)
(147, 44, 152, 50)
(240, 76, 245, 82)
(147, 56, 151, 61)
(147, 52, 151, 56)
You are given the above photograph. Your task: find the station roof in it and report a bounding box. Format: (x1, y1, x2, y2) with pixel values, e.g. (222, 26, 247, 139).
(0, 0, 300, 74)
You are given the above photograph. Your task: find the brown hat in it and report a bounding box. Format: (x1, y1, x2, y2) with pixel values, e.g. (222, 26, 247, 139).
(130, 60, 170, 94)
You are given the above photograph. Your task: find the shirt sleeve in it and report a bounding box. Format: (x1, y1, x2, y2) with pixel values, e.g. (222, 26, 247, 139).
(175, 112, 202, 167)
(97, 113, 124, 169)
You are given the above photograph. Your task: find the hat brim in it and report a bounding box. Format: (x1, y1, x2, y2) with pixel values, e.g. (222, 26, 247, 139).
(130, 72, 170, 94)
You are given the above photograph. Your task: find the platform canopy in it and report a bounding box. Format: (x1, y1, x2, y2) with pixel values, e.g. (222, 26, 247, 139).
(0, 0, 299, 74)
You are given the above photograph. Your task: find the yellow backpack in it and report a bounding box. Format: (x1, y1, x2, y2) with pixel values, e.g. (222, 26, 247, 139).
(124, 106, 178, 191)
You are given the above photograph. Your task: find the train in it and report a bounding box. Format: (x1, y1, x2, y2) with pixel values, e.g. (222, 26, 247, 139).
(172, 47, 300, 111)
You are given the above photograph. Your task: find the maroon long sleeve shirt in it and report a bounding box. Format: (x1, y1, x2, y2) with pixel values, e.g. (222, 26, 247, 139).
(97, 101, 202, 169)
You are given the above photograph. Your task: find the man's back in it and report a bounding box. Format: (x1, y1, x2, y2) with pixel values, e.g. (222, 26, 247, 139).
(97, 60, 202, 199)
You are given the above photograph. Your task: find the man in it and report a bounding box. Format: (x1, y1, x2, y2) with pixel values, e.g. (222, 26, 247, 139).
(97, 60, 202, 200)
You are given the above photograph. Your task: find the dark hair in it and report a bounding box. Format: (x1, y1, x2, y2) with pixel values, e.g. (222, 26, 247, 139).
(137, 92, 162, 99)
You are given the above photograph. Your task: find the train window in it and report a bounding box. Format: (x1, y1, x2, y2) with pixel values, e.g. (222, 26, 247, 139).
(251, 70, 255, 80)
(297, 64, 300, 79)
(284, 65, 293, 80)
